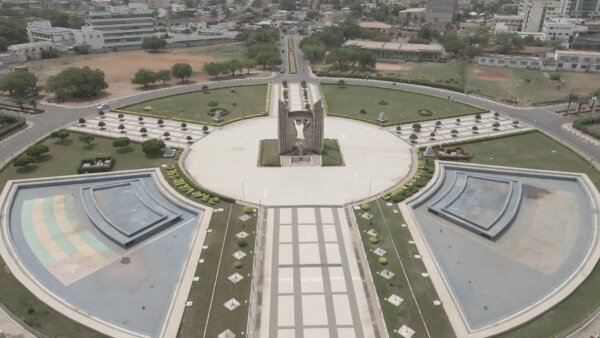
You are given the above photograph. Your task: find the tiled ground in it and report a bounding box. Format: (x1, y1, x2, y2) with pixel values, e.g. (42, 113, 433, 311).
(260, 207, 375, 338)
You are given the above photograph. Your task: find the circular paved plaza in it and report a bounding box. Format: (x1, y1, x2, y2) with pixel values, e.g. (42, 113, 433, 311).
(183, 116, 413, 205)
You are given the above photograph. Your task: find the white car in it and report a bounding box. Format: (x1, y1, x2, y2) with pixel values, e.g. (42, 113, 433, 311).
(97, 103, 110, 110)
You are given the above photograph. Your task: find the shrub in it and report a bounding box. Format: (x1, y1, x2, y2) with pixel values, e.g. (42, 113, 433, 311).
(50, 129, 70, 141)
(409, 133, 418, 142)
(456, 118, 461, 124)
(233, 261, 243, 269)
(157, 119, 164, 125)
(243, 206, 254, 214)
(140, 127, 147, 134)
(513, 120, 520, 126)
(118, 113, 124, 120)
(207, 107, 231, 116)
(360, 203, 370, 211)
(186, 135, 193, 142)
(451, 129, 458, 136)
(238, 238, 248, 248)
(98, 110, 105, 118)
(378, 257, 388, 265)
(113, 137, 130, 148)
(163, 132, 170, 139)
(202, 125, 209, 133)
(138, 116, 144, 123)
(435, 121, 442, 126)
(208, 101, 218, 106)
(395, 125, 401, 133)
(142, 139, 165, 155)
(369, 236, 379, 244)
(301, 80, 306, 88)
(492, 122, 500, 129)
(360, 109, 367, 115)
(118, 124, 126, 132)
(378, 100, 388, 105)
(550, 74, 561, 81)
(78, 117, 86, 125)
(475, 113, 482, 121)
(13, 154, 34, 167)
(472, 125, 479, 132)
(418, 110, 434, 116)
(430, 132, 436, 138)
(494, 112, 500, 119)
(282, 80, 288, 88)
(208, 197, 220, 205)
(412, 123, 422, 131)
(98, 121, 106, 129)
(25, 144, 49, 158)
(79, 134, 94, 145)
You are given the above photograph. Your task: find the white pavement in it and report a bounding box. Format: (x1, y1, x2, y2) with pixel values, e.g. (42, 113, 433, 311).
(67, 112, 215, 149)
(182, 116, 413, 206)
(389, 112, 533, 147)
(259, 207, 376, 338)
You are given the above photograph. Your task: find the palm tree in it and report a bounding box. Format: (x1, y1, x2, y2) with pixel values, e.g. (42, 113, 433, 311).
(567, 93, 579, 113)
(577, 95, 590, 113)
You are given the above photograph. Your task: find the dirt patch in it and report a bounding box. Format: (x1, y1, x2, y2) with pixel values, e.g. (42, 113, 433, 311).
(24, 49, 269, 105)
(571, 72, 600, 88)
(471, 67, 511, 81)
(375, 63, 414, 71)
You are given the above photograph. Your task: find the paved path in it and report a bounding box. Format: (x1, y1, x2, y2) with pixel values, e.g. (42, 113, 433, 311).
(259, 206, 376, 338)
(0, 307, 34, 338)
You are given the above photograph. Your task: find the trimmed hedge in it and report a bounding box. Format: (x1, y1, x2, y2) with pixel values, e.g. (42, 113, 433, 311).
(383, 151, 435, 203)
(77, 156, 115, 174)
(164, 164, 234, 203)
(0, 114, 26, 140)
(573, 115, 600, 141)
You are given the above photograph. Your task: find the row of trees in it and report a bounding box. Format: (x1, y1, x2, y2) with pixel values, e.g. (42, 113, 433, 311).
(237, 27, 282, 69)
(203, 59, 256, 78)
(131, 63, 193, 87)
(326, 45, 376, 69)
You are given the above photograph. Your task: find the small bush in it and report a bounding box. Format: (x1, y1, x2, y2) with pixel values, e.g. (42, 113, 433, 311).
(238, 238, 248, 248)
(360, 203, 370, 211)
(378, 257, 388, 265)
(233, 261, 243, 269)
(369, 236, 379, 244)
(208, 101, 218, 106)
(378, 100, 388, 105)
(243, 206, 254, 214)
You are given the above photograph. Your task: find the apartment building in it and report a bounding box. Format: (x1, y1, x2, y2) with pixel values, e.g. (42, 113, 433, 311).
(554, 49, 600, 71)
(87, 3, 155, 48)
(542, 18, 587, 42)
(26, 20, 105, 50)
(562, 0, 600, 18)
(519, 0, 566, 32)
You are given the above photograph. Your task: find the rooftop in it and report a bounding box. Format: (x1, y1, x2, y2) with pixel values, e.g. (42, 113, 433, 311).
(344, 39, 444, 52)
(556, 49, 600, 56)
(358, 21, 392, 29)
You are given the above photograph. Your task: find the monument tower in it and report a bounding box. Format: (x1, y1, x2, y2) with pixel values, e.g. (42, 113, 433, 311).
(278, 99, 324, 155)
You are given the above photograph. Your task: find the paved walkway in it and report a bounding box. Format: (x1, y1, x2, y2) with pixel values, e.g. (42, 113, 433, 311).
(0, 307, 34, 338)
(259, 206, 376, 338)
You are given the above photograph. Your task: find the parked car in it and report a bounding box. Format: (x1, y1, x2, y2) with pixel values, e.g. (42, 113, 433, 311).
(97, 103, 110, 110)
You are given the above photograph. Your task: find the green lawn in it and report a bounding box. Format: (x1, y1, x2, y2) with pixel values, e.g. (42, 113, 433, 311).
(173, 42, 248, 60)
(465, 65, 600, 105)
(259, 139, 344, 166)
(119, 84, 268, 125)
(355, 202, 455, 338)
(321, 84, 485, 125)
(179, 203, 257, 338)
(0, 132, 176, 338)
(452, 131, 600, 337)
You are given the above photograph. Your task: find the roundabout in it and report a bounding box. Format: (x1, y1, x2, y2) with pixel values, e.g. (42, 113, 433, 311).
(182, 115, 413, 206)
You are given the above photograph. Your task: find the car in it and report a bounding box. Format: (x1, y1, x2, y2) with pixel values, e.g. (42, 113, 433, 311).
(97, 103, 110, 110)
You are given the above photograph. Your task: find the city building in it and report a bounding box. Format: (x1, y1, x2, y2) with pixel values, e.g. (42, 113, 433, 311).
(87, 3, 155, 48)
(562, 0, 600, 18)
(493, 14, 524, 32)
(398, 7, 426, 21)
(543, 18, 588, 43)
(478, 54, 542, 69)
(570, 31, 600, 50)
(553, 49, 600, 71)
(519, 0, 566, 32)
(425, 0, 458, 23)
(6, 41, 54, 61)
(358, 21, 392, 33)
(26, 20, 105, 50)
(344, 40, 445, 62)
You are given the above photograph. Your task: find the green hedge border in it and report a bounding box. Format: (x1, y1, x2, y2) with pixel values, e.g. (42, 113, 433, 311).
(320, 83, 488, 126)
(573, 115, 600, 141)
(114, 84, 269, 127)
(316, 72, 464, 92)
(0, 115, 26, 140)
(166, 164, 235, 203)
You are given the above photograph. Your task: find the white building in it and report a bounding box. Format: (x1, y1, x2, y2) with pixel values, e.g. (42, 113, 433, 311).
(562, 0, 600, 18)
(171, 4, 187, 12)
(27, 20, 105, 50)
(87, 3, 155, 48)
(554, 49, 600, 71)
(543, 18, 587, 43)
(478, 54, 542, 69)
(519, 0, 566, 32)
(7, 41, 54, 61)
(493, 15, 524, 32)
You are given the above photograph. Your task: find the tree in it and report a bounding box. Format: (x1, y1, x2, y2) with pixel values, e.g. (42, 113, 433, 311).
(430, 132, 436, 139)
(202, 125, 209, 133)
(13, 154, 34, 168)
(113, 137, 130, 148)
(409, 133, 418, 142)
(118, 124, 126, 132)
(412, 123, 422, 131)
(25, 144, 49, 159)
(494, 111, 500, 119)
(451, 129, 458, 136)
(242, 59, 256, 74)
(567, 93, 579, 113)
(181, 122, 187, 130)
(492, 122, 501, 129)
(142, 139, 166, 155)
(138, 116, 144, 124)
(456, 118, 461, 124)
(79, 134, 95, 145)
(46, 67, 107, 101)
(98, 121, 106, 129)
(50, 129, 70, 141)
(226, 59, 243, 77)
(158, 119, 164, 126)
(118, 113, 124, 120)
(472, 125, 479, 132)
(142, 36, 167, 52)
(172, 63, 193, 82)
(395, 125, 401, 133)
(156, 70, 171, 86)
(475, 113, 481, 121)
(186, 135, 193, 143)
(338, 80, 346, 87)
(140, 127, 148, 136)
(131, 69, 157, 87)
(78, 117, 86, 125)
(0, 70, 37, 110)
(577, 95, 590, 113)
(203, 62, 225, 79)
(163, 131, 171, 139)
